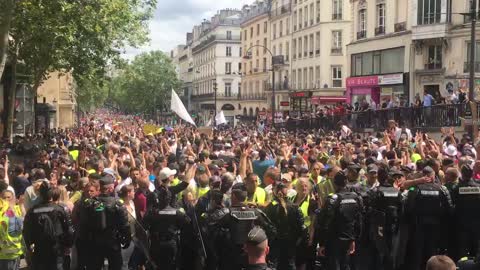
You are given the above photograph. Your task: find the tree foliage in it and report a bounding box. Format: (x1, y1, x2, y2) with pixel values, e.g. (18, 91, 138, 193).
(111, 51, 181, 114)
(7, 0, 156, 89)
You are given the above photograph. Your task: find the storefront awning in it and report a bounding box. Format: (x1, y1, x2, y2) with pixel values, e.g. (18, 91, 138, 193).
(311, 96, 346, 105)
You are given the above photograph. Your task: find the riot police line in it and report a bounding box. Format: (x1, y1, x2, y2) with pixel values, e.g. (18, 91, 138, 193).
(10, 160, 480, 270)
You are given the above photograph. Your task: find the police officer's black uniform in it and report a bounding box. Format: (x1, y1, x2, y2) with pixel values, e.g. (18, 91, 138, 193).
(405, 166, 453, 270)
(207, 183, 277, 270)
(315, 171, 363, 270)
(143, 185, 190, 270)
(451, 165, 480, 262)
(366, 169, 403, 270)
(78, 176, 131, 270)
(23, 181, 74, 270)
(264, 183, 306, 270)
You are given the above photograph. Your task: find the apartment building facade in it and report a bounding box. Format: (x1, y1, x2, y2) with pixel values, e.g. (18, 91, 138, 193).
(346, 0, 412, 107)
(411, 0, 480, 101)
(289, 0, 351, 112)
(190, 9, 243, 125)
(240, 0, 271, 118)
(269, 0, 292, 112)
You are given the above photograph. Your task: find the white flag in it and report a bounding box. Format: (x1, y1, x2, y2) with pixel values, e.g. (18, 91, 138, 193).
(215, 110, 227, 125)
(170, 89, 196, 126)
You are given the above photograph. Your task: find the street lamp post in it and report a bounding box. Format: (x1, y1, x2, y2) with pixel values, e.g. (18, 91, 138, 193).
(244, 45, 276, 128)
(469, 0, 478, 139)
(213, 79, 217, 127)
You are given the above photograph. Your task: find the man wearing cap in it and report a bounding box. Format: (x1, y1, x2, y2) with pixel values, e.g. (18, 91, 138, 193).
(315, 171, 363, 270)
(245, 226, 273, 270)
(366, 165, 403, 270)
(404, 166, 453, 270)
(365, 164, 380, 189)
(150, 166, 189, 208)
(451, 164, 480, 263)
(207, 182, 276, 270)
(79, 175, 131, 270)
(264, 182, 305, 270)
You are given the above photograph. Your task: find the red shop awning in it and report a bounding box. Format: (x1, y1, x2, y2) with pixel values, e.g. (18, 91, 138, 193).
(311, 96, 346, 105)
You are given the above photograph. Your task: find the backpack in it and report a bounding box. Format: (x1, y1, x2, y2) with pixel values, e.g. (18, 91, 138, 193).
(32, 206, 63, 244)
(84, 198, 108, 232)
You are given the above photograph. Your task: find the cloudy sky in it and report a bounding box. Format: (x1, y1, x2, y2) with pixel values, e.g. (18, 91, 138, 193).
(123, 0, 254, 59)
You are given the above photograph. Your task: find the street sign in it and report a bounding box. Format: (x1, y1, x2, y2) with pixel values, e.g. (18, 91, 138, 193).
(280, 101, 290, 107)
(235, 115, 242, 119)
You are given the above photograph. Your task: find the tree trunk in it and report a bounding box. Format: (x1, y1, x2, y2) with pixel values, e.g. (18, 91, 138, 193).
(0, 0, 15, 80)
(7, 44, 18, 143)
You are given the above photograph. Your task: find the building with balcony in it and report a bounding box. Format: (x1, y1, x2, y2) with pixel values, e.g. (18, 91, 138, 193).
(269, 0, 292, 112)
(240, 1, 271, 118)
(190, 9, 243, 125)
(290, 0, 351, 111)
(346, 0, 412, 107)
(411, 0, 480, 101)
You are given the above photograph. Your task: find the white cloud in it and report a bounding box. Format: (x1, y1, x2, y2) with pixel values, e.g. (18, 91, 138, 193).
(123, 0, 253, 59)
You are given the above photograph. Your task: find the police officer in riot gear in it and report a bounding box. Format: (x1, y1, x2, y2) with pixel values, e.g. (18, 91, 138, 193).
(367, 166, 403, 270)
(451, 164, 480, 263)
(23, 181, 74, 270)
(78, 175, 131, 270)
(143, 185, 190, 270)
(264, 182, 306, 270)
(245, 226, 275, 270)
(206, 182, 277, 270)
(405, 166, 453, 270)
(315, 170, 363, 270)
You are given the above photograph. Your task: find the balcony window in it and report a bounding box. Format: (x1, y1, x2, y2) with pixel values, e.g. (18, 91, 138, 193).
(426, 45, 442, 70)
(225, 83, 232, 97)
(332, 31, 342, 54)
(226, 46, 232, 57)
(227, 31, 232, 40)
(418, 0, 441, 25)
(376, 3, 385, 35)
(332, 66, 342, 87)
(332, 0, 343, 20)
(358, 9, 367, 39)
(225, 62, 232, 74)
(464, 42, 480, 72)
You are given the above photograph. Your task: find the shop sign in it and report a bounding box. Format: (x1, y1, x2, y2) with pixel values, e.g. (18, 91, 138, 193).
(280, 101, 290, 106)
(311, 96, 321, 105)
(290, 91, 312, 98)
(378, 74, 403, 85)
(380, 88, 393, 95)
(346, 76, 379, 87)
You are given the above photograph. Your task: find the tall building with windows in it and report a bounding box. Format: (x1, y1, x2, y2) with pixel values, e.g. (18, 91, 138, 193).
(240, 0, 271, 118)
(269, 0, 292, 112)
(411, 0, 480, 101)
(190, 9, 242, 125)
(289, 0, 351, 112)
(346, 0, 412, 107)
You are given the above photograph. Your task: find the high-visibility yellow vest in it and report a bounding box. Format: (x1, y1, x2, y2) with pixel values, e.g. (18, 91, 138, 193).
(0, 201, 23, 259)
(69, 150, 79, 161)
(246, 187, 266, 205)
(196, 186, 210, 199)
(299, 195, 311, 227)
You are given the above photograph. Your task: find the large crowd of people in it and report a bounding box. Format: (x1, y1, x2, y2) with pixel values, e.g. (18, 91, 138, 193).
(0, 110, 479, 270)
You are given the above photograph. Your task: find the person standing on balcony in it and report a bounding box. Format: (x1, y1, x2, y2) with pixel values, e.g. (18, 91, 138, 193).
(423, 90, 435, 126)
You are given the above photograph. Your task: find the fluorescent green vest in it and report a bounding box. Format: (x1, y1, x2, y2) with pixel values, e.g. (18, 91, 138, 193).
(0, 201, 23, 259)
(246, 187, 266, 205)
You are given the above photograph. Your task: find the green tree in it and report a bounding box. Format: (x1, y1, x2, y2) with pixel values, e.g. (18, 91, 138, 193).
(111, 51, 181, 115)
(4, 0, 156, 140)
